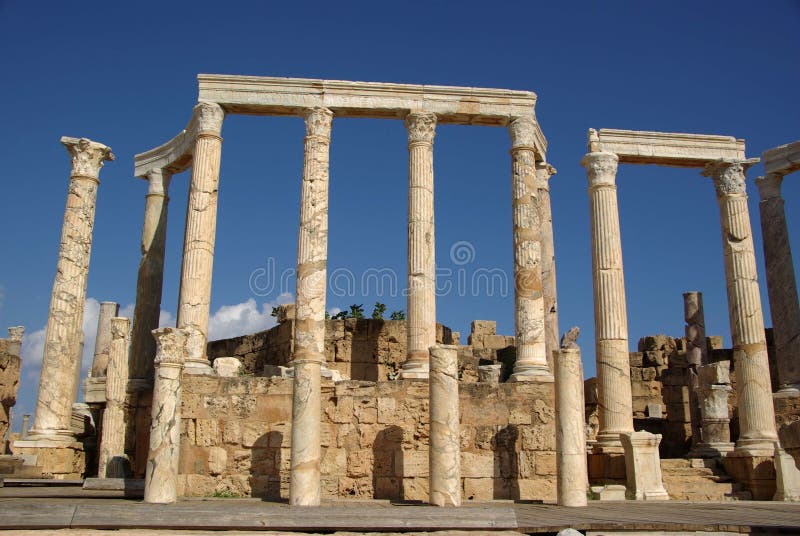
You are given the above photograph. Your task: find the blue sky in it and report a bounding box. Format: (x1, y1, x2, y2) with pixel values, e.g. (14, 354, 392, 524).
(1, 1, 798, 430)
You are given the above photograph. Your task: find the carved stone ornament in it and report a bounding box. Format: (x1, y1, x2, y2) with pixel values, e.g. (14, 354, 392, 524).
(581, 151, 619, 186)
(702, 159, 758, 197)
(61, 137, 114, 179)
(560, 326, 580, 349)
(7, 326, 24, 343)
(588, 128, 601, 152)
(535, 161, 557, 189)
(152, 327, 188, 367)
(110, 317, 130, 340)
(194, 101, 225, 135)
(755, 172, 783, 201)
(405, 112, 437, 144)
(304, 107, 334, 139)
(509, 116, 537, 149)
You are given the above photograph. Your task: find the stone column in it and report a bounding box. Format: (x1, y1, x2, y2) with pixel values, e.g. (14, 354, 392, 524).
(176, 102, 224, 374)
(400, 112, 437, 380)
(703, 159, 778, 456)
(509, 117, 551, 382)
(91, 301, 119, 377)
(30, 137, 114, 441)
(691, 361, 734, 457)
(21, 415, 30, 439)
(1, 328, 23, 449)
(130, 168, 172, 382)
(98, 317, 130, 478)
(555, 331, 588, 507)
(756, 173, 800, 394)
(290, 107, 333, 507)
(536, 162, 560, 374)
(7, 327, 23, 358)
(428, 344, 461, 507)
(581, 150, 632, 452)
(683, 291, 707, 450)
(144, 327, 187, 504)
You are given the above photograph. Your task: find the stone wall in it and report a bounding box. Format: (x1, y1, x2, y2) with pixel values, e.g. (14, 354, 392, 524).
(178, 375, 557, 501)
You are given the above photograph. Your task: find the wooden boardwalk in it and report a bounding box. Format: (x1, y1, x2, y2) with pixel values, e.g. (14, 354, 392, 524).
(0, 496, 798, 533)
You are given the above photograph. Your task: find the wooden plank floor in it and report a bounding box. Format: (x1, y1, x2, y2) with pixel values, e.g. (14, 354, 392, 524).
(0, 497, 798, 533)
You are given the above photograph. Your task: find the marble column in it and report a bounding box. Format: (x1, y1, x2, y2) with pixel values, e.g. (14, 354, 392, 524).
(703, 159, 777, 456)
(581, 150, 632, 452)
(130, 168, 172, 382)
(683, 291, 706, 449)
(98, 317, 130, 478)
(429, 344, 461, 507)
(30, 137, 114, 441)
(176, 102, 224, 374)
(290, 107, 333, 507)
(536, 162, 560, 375)
(91, 301, 119, 377)
(144, 327, 187, 504)
(401, 112, 437, 380)
(756, 173, 800, 394)
(555, 332, 588, 507)
(509, 117, 551, 382)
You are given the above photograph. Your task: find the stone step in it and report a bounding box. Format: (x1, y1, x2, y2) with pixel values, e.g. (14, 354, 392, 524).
(660, 457, 744, 501)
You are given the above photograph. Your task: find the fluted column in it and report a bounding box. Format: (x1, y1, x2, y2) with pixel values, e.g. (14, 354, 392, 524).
(509, 117, 551, 382)
(756, 173, 800, 394)
(581, 150, 632, 452)
(98, 317, 130, 478)
(555, 331, 588, 507)
(703, 158, 777, 456)
(536, 161, 560, 372)
(144, 327, 187, 504)
(176, 102, 224, 374)
(290, 107, 333, 507)
(130, 168, 172, 382)
(429, 344, 461, 507)
(401, 112, 437, 380)
(91, 301, 119, 377)
(30, 137, 114, 441)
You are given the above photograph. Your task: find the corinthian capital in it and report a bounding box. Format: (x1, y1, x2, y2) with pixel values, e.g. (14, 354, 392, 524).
(755, 173, 783, 201)
(702, 158, 759, 197)
(304, 107, 334, 139)
(581, 152, 618, 187)
(61, 137, 114, 179)
(509, 116, 537, 149)
(405, 112, 437, 145)
(152, 327, 188, 367)
(7, 326, 24, 343)
(194, 101, 225, 135)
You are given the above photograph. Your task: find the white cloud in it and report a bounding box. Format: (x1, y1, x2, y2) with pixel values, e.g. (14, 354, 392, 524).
(329, 307, 342, 316)
(158, 310, 176, 328)
(207, 299, 275, 341)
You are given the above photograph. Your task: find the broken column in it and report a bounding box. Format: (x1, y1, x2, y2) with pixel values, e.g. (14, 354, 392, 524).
(130, 168, 172, 383)
(691, 361, 734, 457)
(683, 291, 706, 451)
(176, 102, 224, 374)
(30, 137, 114, 441)
(756, 173, 800, 394)
(621, 431, 669, 500)
(144, 327, 187, 504)
(555, 328, 588, 507)
(536, 161, 560, 374)
(581, 140, 633, 452)
(290, 107, 333, 506)
(97, 317, 131, 478)
(704, 158, 778, 456)
(428, 344, 461, 507)
(401, 111, 437, 380)
(91, 301, 119, 377)
(1, 327, 23, 449)
(774, 443, 800, 502)
(508, 116, 551, 382)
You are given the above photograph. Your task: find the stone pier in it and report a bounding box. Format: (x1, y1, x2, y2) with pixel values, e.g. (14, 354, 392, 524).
(555, 329, 588, 507)
(428, 344, 461, 507)
(130, 168, 172, 383)
(756, 169, 800, 394)
(508, 116, 551, 382)
(536, 161, 560, 373)
(290, 107, 333, 506)
(97, 317, 130, 478)
(621, 431, 669, 500)
(703, 158, 777, 455)
(91, 301, 119, 378)
(691, 361, 734, 457)
(176, 102, 224, 374)
(144, 327, 187, 504)
(29, 137, 114, 441)
(581, 146, 632, 452)
(401, 112, 437, 380)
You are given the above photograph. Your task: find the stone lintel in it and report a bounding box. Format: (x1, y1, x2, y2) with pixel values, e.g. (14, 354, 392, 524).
(763, 140, 800, 176)
(133, 113, 198, 178)
(593, 128, 746, 167)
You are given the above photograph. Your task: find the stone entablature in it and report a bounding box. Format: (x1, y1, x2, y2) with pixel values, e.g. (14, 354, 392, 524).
(763, 140, 800, 176)
(591, 129, 745, 167)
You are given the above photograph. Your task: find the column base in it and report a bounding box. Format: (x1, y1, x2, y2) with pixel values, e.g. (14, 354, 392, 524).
(592, 432, 626, 454)
(399, 360, 430, 380)
(508, 367, 554, 383)
(20, 429, 76, 445)
(688, 442, 735, 458)
(733, 437, 781, 457)
(182, 359, 214, 375)
(774, 384, 800, 398)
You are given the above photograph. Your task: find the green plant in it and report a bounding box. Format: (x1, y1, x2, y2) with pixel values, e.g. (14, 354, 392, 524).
(332, 310, 348, 320)
(390, 310, 405, 320)
(371, 302, 386, 320)
(325, 311, 330, 320)
(349, 304, 365, 319)
(270, 306, 280, 318)
(211, 489, 241, 498)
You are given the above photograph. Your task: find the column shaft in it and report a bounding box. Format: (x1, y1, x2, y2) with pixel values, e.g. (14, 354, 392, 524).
(581, 150, 632, 452)
(91, 301, 119, 377)
(130, 169, 171, 381)
(176, 102, 224, 373)
(290, 107, 333, 506)
(31, 137, 113, 440)
(756, 173, 800, 392)
(98, 317, 130, 478)
(683, 291, 707, 449)
(537, 163, 560, 372)
(555, 340, 588, 507)
(705, 159, 777, 455)
(429, 344, 461, 507)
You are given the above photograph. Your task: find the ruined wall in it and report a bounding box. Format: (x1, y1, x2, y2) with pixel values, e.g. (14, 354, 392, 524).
(178, 375, 557, 501)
